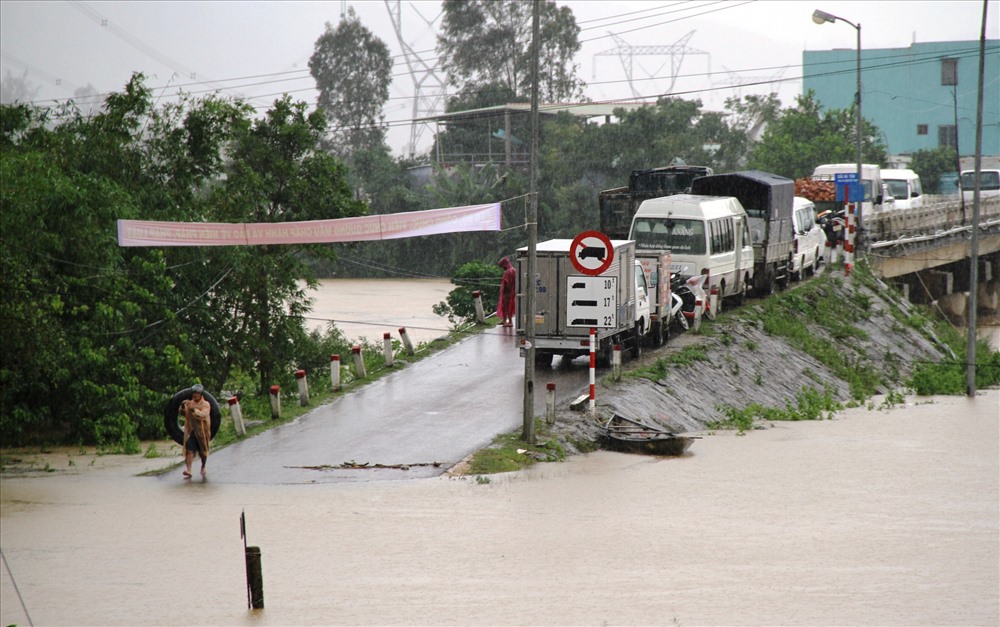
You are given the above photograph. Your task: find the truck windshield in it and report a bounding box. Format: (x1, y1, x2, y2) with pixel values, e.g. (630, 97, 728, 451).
(631, 218, 706, 254)
(884, 180, 908, 198)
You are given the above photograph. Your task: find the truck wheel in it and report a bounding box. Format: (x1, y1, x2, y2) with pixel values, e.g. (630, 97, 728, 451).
(651, 321, 665, 348)
(534, 351, 552, 368)
(631, 325, 642, 359)
(737, 276, 750, 306)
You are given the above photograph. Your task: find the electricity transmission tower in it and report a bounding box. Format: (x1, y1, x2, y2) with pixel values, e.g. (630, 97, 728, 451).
(384, 0, 448, 158)
(592, 31, 710, 99)
(713, 66, 789, 99)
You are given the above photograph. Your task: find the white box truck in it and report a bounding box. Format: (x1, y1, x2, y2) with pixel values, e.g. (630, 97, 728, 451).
(515, 239, 650, 367)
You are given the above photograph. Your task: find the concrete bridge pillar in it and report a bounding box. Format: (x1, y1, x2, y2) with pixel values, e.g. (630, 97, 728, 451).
(918, 269, 954, 303)
(933, 292, 967, 325)
(978, 279, 999, 315)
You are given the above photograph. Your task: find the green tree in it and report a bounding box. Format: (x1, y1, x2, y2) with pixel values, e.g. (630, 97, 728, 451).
(437, 0, 585, 102)
(748, 91, 887, 180)
(909, 146, 958, 194)
(0, 77, 237, 449)
(209, 95, 366, 395)
(309, 7, 393, 157)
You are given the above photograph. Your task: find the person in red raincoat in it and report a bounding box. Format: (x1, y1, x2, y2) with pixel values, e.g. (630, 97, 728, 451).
(497, 257, 516, 327)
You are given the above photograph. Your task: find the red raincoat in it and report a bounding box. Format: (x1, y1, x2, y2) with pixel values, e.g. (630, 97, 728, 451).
(497, 257, 516, 322)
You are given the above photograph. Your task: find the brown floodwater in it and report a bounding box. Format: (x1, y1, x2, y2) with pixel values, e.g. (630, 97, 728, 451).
(303, 278, 455, 345)
(2, 390, 997, 626)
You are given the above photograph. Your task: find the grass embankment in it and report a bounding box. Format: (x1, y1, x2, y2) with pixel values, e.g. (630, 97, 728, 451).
(468, 261, 1000, 472)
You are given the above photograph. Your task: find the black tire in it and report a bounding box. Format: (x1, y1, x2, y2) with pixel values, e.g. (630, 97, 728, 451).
(737, 276, 750, 306)
(631, 324, 642, 359)
(164, 387, 222, 446)
(651, 320, 665, 348)
(534, 351, 552, 368)
(814, 249, 822, 273)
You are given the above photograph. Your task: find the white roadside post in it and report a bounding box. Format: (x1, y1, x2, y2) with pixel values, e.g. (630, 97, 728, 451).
(352, 345, 366, 379)
(398, 327, 415, 356)
(268, 385, 281, 421)
(546, 382, 556, 424)
(227, 396, 246, 436)
(295, 369, 309, 406)
(612, 344, 622, 381)
(472, 290, 486, 324)
(330, 354, 341, 391)
(383, 332, 394, 367)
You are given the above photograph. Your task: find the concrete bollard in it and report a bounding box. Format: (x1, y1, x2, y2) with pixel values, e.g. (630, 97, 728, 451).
(383, 332, 395, 367)
(228, 396, 246, 436)
(708, 286, 719, 320)
(245, 546, 264, 609)
(330, 354, 341, 391)
(295, 369, 309, 407)
(352, 345, 366, 379)
(268, 385, 280, 420)
(472, 290, 486, 324)
(612, 344, 623, 380)
(398, 327, 415, 355)
(546, 382, 556, 424)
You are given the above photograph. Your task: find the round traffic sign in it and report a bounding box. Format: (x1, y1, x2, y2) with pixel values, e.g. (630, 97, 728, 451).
(569, 230, 615, 276)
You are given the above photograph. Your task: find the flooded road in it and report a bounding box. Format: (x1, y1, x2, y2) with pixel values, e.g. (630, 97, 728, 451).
(2, 391, 997, 625)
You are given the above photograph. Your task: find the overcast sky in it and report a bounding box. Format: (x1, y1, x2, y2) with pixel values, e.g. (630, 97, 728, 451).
(2, 0, 996, 155)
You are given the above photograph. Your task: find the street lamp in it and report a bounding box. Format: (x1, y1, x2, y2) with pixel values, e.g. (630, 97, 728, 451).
(813, 8, 863, 249)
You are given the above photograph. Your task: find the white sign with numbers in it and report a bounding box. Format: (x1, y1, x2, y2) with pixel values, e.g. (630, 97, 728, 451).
(566, 276, 617, 328)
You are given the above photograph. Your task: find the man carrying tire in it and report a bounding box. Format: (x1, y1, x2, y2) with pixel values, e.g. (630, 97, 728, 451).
(181, 384, 212, 478)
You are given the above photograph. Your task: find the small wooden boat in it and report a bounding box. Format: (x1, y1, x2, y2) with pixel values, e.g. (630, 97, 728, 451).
(599, 414, 698, 456)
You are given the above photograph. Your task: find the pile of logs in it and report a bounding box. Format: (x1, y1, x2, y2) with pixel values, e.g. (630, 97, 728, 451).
(794, 178, 836, 202)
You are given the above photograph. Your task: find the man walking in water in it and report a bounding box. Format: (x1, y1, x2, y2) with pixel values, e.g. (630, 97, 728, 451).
(181, 384, 211, 478)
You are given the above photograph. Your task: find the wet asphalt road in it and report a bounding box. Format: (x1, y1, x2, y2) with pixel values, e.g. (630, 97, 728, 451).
(189, 328, 592, 485)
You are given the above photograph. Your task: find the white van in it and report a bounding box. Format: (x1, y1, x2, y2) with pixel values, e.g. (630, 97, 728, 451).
(629, 194, 754, 306)
(882, 169, 923, 210)
(790, 197, 826, 280)
(811, 163, 888, 216)
(959, 169, 1000, 203)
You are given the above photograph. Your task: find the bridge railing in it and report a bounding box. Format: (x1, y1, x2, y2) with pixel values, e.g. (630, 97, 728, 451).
(868, 196, 1000, 242)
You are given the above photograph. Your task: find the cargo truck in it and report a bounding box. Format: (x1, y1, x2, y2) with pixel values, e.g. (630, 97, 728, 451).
(515, 239, 651, 367)
(598, 165, 714, 240)
(690, 170, 794, 296)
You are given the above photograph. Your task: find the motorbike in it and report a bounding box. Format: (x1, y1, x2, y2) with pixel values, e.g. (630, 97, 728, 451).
(670, 273, 708, 331)
(816, 208, 846, 246)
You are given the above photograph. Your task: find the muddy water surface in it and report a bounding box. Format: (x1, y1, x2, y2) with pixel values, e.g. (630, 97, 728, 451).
(2, 391, 997, 626)
(303, 278, 455, 345)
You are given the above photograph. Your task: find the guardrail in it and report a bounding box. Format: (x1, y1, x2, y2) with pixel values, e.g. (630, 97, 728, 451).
(868, 196, 1000, 244)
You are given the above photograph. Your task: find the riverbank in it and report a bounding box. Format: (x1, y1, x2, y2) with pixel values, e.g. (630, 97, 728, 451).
(537, 267, 1000, 456)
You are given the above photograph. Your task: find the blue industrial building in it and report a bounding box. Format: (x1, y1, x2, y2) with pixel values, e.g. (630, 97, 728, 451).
(803, 40, 1000, 166)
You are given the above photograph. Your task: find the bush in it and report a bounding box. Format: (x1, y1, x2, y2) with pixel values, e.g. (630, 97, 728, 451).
(433, 261, 504, 325)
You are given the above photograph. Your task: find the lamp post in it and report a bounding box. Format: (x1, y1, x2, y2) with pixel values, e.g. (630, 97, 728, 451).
(813, 8, 862, 249)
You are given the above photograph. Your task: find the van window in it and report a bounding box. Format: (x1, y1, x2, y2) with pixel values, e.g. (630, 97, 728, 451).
(961, 171, 1000, 191)
(709, 218, 734, 254)
(633, 218, 706, 254)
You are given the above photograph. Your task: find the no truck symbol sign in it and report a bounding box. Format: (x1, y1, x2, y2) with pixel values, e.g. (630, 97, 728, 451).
(570, 230, 615, 276)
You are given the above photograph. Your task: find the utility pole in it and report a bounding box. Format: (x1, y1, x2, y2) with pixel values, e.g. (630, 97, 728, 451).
(966, 0, 988, 398)
(522, 0, 540, 445)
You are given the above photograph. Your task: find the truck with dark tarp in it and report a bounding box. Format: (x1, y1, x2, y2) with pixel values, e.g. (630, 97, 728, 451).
(689, 170, 794, 296)
(598, 165, 714, 240)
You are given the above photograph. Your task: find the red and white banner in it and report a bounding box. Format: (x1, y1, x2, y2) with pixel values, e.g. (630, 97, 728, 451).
(117, 202, 501, 247)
